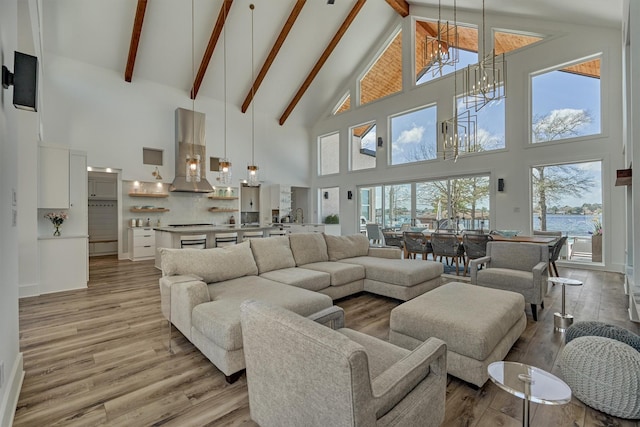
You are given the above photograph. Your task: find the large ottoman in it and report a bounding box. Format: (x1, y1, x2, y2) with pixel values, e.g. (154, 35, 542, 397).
(389, 281, 526, 387)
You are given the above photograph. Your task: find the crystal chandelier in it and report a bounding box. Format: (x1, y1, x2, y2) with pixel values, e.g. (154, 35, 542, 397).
(246, 4, 260, 187)
(218, 2, 233, 185)
(424, 0, 459, 77)
(463, 0, 506, 111)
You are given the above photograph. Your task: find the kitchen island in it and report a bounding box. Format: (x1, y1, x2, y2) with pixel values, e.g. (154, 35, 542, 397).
(154, 225, 281, 269)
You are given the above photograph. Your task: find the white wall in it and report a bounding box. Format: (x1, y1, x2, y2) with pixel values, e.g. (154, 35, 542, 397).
(0, 0, 24, 424)
(41, 54, 311, 187)
(311, 10, 626, 273)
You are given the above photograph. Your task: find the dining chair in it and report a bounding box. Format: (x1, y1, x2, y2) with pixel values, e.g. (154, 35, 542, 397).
(381, 228, 403, 249)
(462, 233, 492, 276)
(430, 233, 464, 275)
(549, 236, 568, 277)
(366, 223, 384, 245)
(403, 231, 433, 260)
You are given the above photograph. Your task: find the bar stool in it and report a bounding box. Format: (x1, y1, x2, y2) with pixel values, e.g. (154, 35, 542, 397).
(215, 232, 238, 247)
(180, 234, 207, 249)
(242, 230, 264, 241)
(268, 229, 288, 236)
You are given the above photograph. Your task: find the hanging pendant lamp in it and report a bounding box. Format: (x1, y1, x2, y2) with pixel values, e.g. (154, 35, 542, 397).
(186, 0, 201, 183)
(463, 0, 506, 111)
(424, 0, 459, 77)
(219, 1, 232, 185)
(246, 3, 260, 187)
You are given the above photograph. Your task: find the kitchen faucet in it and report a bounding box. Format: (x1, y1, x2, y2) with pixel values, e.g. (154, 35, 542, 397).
(294, 208, 304, 224)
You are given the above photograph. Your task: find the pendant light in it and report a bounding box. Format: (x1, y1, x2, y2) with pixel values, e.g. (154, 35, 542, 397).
(218, 1, 232, 185)
(463, 0, 506, 111)
(186, 0, 201, 183)
(246, 4, 259, 187)
(424, 0, 459, 77)
(440, 0, 476, 161)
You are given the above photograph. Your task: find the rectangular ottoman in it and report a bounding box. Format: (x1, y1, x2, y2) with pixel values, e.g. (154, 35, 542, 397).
(389, 281, 526, 386)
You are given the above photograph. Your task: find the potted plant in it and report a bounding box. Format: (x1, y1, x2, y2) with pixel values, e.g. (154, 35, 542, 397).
(590, 218, 602, 262)
(324, 214, 339, 224)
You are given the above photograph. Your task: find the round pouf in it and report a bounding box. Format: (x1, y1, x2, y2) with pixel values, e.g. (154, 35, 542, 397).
(560, 336, 640, 419)
(566, 321, 640, 352)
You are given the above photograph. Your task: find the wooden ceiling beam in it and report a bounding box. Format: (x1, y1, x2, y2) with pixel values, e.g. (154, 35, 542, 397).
(191, 0, 233, 100)
(124, 0, 148, 83)
(279, 0, 366, 126)
(385, 0, 409, 17)
(241, 0, 306, 113)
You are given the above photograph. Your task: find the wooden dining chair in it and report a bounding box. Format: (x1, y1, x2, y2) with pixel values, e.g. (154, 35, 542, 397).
(402, 231, 433, 260)
(431, 233, 464, 275)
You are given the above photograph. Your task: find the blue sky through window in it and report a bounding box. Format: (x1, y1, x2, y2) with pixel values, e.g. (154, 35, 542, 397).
(390, 105, 437, 165)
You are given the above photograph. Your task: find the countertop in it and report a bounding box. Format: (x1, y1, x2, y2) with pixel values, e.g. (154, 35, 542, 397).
(154, 225, 279, 233)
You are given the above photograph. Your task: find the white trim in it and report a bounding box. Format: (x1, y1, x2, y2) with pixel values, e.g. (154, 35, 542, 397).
(0, 353, 24, 427)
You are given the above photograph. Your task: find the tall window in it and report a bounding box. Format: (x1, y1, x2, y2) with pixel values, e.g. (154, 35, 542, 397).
(390, 104, 437, 165)
(531, 57, 601, 143)
(350, 121, 376, 171)
(384, 184, 412, 227)
(415, 20, 478, 85)
(531, 161, 602, 263)
(318, 132, 339, 176)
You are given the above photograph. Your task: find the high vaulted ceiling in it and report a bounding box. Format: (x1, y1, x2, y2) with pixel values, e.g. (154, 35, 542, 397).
(36, 0, 623, 127)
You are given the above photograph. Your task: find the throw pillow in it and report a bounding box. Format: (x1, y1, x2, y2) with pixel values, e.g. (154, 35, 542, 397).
(289, 233, 329, 266)
(250, 236, 296, 274)
(324, 233, 369, 261)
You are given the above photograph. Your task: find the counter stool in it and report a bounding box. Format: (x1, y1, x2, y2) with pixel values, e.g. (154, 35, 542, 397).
(215, 232, 238, 247)
(180, 234, 207, 249)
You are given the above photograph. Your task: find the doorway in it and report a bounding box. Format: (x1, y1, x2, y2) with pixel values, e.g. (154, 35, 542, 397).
(88, 170, 119, 257)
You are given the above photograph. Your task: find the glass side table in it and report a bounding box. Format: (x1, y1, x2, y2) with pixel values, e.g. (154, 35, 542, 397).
(548, 277, 583, 331)
(488, 361, 571, 427)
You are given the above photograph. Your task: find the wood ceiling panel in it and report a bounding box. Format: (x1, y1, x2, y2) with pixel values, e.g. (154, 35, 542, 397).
(360, 31, 403, 106)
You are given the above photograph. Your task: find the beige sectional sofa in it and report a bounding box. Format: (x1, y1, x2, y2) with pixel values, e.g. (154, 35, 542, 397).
(159, 232, 443, 381)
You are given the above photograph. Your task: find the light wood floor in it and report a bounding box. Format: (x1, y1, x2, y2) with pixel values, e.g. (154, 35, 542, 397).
(14, 256, 640, 426)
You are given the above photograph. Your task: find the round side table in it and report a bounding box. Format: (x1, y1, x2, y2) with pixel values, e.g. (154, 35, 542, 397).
(488, 361, 571, 427)
(548, 277, 583, 332)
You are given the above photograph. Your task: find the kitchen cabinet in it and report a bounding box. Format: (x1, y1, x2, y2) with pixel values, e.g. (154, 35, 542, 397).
(128, 227, 156, 261)
(39, 236, 88, 293)
(270, 184, 291, 222)
(89, 178, 117, 200)
(283, 224, 325, 234)
(39, 145, 69, 209)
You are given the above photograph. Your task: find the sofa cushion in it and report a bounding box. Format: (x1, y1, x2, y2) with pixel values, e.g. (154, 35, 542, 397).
(192, 276, 332, 351)
(160, 241, 258, 283)
(476, 268, 533, 291)
(289, 233, 329, 266)
(342, 257, 443, 287)
(301, 262, 365, 287)
(250, 236, 296, 274)
(324, 234, 370, 261)
(260, 267, 330, 291)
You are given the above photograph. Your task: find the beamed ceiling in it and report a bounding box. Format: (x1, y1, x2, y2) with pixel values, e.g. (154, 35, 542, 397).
(39, 0, 622, 127)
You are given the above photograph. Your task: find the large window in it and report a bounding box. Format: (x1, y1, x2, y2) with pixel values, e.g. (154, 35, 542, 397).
(531, 160, 602, 263)
(318, 132, 339, 176)
(415, 20, 478, 85)
(531, 57, 601, 143)
(390, 104, 437, 165)
(358, 174, 490, 231)
(350, 121, 376, 171)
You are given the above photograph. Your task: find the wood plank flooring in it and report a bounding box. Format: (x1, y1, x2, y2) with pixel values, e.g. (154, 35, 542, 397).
(14, 256, 640, 426)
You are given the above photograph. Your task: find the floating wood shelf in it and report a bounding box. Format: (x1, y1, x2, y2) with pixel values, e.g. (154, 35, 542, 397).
(129, 193, 169, 198)
(208, 208, 238, 213)
(207, 196, 238, 200)
(130, 208, 170, 213)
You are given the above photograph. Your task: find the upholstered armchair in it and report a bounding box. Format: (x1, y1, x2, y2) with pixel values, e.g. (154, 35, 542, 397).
(240, 300, 447, 427)
(470, 242, 549, 321)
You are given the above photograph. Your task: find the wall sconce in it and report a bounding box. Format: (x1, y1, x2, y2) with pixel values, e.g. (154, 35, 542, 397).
(324, 191, 329, 199)
(347, 190, 353, 200)
(498, 178, 505, 192)
(2, 51, 38, 111)
(377, 137, 383, 147)
(152, 167, 163, 180)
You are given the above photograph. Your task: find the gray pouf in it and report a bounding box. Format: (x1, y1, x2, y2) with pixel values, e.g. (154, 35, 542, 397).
(565, 321, 640, 352)
(561, 336, 640, 419)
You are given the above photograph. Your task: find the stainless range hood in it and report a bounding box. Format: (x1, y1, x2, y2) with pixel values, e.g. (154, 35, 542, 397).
(170, 108, 214, 193)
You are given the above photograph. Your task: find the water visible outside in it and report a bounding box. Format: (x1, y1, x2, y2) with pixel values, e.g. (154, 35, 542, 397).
(533, 214, 601, 237)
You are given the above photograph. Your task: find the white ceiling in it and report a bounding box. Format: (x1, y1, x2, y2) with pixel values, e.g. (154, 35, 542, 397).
(34, 0, 623, 127)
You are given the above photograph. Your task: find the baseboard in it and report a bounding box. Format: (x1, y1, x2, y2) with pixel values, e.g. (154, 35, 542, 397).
(0, 353, 24, 427)
(19, 283, 39, 298)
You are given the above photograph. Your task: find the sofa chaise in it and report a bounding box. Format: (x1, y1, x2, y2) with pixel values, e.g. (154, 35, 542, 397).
(159, 232, 444, 381)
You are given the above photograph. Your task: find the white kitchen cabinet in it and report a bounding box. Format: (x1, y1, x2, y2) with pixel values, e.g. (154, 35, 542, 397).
(284, 224, 325, 234)
(89, 178, 117, 200)
(270, 184, 292, 222)
(240, 186, 260, 212)
(39, 236, 88, 293)
(39, 145, 70, 209)
(128, 227, 156, 261)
